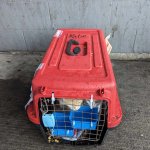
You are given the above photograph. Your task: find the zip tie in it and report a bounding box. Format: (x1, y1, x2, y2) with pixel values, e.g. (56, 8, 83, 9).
(51, 92, 55, 104)
(90, 95, 93, 109)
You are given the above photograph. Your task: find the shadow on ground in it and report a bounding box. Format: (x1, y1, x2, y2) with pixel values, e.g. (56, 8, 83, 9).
(0, 60, 150, 150)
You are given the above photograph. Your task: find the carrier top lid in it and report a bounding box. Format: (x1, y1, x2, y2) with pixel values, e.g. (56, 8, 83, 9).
(34, 29, 113, 91)
(48, 29, 105, 72)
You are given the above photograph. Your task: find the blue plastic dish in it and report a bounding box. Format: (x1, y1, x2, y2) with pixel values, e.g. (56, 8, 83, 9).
(42, 113, 55, 127)
(70, 106, 99, 130)
(42, 112, 74, 137)
(52, 112, 74, 137)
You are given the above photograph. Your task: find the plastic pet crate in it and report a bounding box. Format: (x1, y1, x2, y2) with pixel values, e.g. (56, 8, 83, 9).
(26, 29, 122, 145)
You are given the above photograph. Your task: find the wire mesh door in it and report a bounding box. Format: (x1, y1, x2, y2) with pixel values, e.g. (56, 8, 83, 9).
(39, 98, 108, 145)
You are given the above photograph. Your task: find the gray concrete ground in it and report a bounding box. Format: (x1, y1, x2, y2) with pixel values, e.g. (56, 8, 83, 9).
(0, 53, 150, 150)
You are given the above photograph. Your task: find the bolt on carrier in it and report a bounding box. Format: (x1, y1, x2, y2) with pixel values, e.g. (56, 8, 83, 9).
(25, 29, 122, 145)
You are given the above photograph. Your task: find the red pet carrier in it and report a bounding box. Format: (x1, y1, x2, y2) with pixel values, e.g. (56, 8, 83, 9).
(26, 29, 122, 145)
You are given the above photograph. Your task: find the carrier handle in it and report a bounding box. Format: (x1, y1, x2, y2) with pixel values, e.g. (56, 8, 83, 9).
(66, 39, 80, 56)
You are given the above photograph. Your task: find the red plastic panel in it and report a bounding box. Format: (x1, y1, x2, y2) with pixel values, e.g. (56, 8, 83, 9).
(27, 29, 122, 128)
